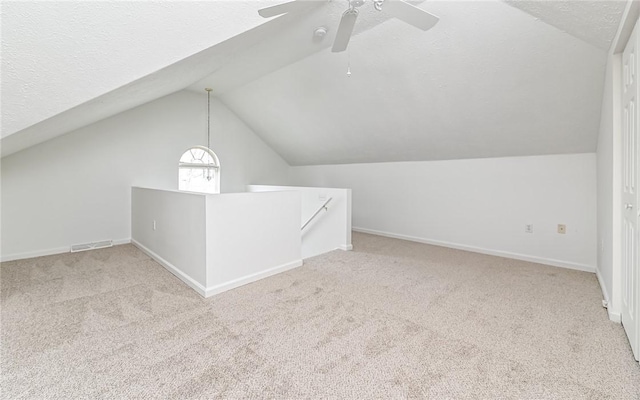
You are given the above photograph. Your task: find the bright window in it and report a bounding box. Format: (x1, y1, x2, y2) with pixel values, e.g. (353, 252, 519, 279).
(178, 146, 220, 194)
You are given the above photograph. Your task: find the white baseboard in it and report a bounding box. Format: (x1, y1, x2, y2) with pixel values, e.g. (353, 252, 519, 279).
(132, 239, 303, 298)
(595, 267, 612, 304)
(339, 244, 353, 251)
(1, 238, 131, 262)
(131, 239, 208, 297)
(1, 246, 70, 262)
(595, 268, 621, 323)
(352, 227, 596, 273)
(204, 259, 303, 297)
(608, 309, 622, 323)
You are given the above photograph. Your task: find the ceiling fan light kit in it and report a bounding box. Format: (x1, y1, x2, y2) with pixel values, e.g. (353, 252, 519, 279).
(257, 0, 440, 53)
(314, 26, 328, 38)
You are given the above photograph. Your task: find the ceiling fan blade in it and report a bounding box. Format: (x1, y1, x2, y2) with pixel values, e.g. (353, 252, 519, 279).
(332, 9, 359, 53)
(258, 1, 312, 18)
(384, 0, 439, 31)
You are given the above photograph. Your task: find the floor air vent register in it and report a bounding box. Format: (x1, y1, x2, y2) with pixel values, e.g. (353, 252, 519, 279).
(70, 240, 113, 253)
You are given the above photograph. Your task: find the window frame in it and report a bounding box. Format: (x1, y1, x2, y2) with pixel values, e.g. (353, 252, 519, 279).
(178, 146, 221, 194)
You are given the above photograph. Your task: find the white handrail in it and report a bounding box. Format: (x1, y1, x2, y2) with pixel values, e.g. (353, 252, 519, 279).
(301, 197, 333, 230)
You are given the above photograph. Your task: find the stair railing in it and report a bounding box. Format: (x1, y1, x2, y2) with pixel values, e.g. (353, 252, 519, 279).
(301, 198, 333, 230)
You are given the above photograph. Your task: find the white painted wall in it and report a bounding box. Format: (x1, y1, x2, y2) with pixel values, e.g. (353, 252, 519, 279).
(1, 90, 290, 261)
(595, 2, 640, 322)
(248, 185, 352, 258)
(291, 153, 597, 271)
(597, 53, 623, 316)
(131, 188, 301, 297)
(132, 187, 207, 288)
(206, 191, 301, 295)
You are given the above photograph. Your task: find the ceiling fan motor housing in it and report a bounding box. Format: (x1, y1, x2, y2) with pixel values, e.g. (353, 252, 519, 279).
(257, 0, 440, 53)
(314, 27, 328, 39)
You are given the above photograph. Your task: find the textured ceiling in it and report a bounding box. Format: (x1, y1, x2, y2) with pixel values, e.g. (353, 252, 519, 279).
(1, 0, 627, 163)
(0, 1, 315, 157)
(219, 0, 611, 165)
(0, 1, 269, 141)
(188, 0, 415, 95)
(505, 0, 627, 51)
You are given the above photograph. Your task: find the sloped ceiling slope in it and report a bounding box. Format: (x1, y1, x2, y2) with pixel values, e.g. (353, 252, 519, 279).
(218, 0, 619, 165)
(2, 0, 625, 163)
(505, 0, 627, 51)
(0, 1, 273, 156)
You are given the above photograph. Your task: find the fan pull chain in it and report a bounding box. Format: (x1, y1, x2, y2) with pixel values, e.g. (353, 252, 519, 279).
(347, 49, 352, 77)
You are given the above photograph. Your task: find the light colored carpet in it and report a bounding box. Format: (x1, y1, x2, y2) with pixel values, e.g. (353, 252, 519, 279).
(1, 232, 639, 399)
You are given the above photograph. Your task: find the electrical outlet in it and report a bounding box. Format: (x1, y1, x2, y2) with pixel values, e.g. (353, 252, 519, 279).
(525, 224, 533, 233)
(153, 220, 156, 231)
(557, 224, 566, 234)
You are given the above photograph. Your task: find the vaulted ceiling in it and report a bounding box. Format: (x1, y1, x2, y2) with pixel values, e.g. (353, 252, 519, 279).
(1, 1, 628, 164)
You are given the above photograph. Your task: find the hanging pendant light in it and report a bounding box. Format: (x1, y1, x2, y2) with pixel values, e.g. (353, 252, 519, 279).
(205, 88, 213, 181)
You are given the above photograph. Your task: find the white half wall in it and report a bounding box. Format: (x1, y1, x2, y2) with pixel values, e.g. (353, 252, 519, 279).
(248, 185, 352, 258)
(1, 90, 290, 261)
(131, 187, 302, 297)
(291, 153, 597, 271)
(205, 191, 302, 295)
(132, 187, 207, 290)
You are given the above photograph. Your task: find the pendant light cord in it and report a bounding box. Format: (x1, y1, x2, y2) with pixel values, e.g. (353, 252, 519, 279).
(206, 88, 212, 150)
(205, 88, 213, 181)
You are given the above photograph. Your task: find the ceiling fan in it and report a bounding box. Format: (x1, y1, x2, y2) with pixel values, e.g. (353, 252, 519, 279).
(257, 0, 439, 53)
